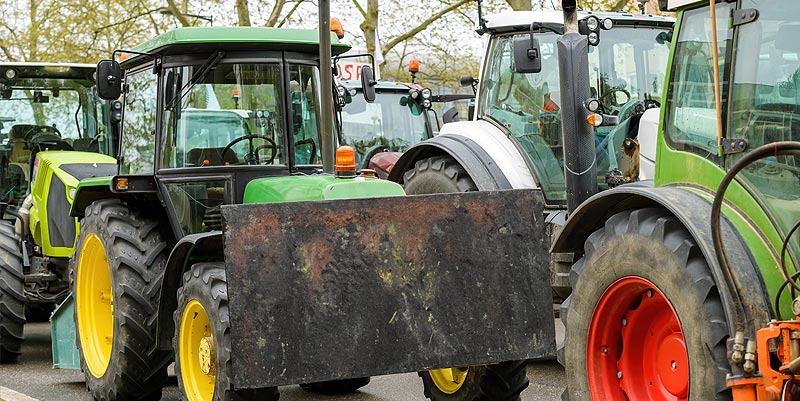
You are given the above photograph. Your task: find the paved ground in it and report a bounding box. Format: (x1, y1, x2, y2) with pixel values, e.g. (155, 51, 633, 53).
(0, 322, 566, 401)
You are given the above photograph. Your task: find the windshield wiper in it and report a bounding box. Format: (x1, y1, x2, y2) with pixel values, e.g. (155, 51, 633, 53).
(166, 51, 225, 111)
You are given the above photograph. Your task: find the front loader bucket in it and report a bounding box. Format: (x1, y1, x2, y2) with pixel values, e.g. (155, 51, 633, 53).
(222, 189, 554, 389)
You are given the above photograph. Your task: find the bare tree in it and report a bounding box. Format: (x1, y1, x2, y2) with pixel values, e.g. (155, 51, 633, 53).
(352, 0, 472, 74)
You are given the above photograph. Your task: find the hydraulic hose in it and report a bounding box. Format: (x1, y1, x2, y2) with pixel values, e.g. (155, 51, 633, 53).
(711, 141, 800, 328)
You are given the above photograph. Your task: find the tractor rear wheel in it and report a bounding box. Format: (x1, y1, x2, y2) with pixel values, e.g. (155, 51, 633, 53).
(402, 156, 478, 194)
(0, 221, 24, 363)
(403, 156, 528, 401)
(73, 200, 171, 401)
(562, 208, 730, 401)
(300, 377, 371, 395)
(174, 262, 279, 401)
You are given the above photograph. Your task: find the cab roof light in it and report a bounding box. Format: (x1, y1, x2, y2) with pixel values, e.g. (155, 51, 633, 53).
(330, 17, 345, 39)
(408, 59, 420, 73)
(335, 145, 357, 176)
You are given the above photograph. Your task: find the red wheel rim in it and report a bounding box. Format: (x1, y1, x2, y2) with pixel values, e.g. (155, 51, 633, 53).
(587, 276, 688, 401)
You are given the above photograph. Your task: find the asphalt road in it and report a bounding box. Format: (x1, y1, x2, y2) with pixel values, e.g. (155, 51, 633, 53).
(0, 322, 566, 401)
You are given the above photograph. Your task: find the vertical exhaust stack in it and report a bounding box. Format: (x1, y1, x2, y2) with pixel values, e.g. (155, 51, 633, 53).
(558, 0, 598, 213)
(319, 0, 335, 173)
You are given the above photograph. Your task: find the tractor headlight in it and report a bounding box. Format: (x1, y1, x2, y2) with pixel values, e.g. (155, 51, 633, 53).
(586, 16, 600, 32)
(421, 88, 432, 100)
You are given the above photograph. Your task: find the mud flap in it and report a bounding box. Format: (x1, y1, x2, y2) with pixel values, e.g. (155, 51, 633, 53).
(223, 189, 554, 389)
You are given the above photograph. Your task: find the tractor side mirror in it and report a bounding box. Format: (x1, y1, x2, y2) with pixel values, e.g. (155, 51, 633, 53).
(97, 60, 122, 100)
(513, 35, 542, 74)
(360, 65, 376, 103)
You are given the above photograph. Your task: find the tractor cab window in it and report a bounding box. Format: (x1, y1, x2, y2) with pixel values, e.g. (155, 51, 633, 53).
(664, 3, 733, 158)
(480, 32, 565, 202)
(339, 88, 428, 169)
(590, 25, 671, 178)
(0, 72, 113, 206)
(729, 0, 800, 232)
(289, 64, 322, 165)
(161, 63, 284, 168)
(120, 68, 158, 174)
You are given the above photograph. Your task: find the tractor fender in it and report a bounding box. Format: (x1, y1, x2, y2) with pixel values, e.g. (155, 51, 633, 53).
(552, 183, 773, 336)
(387, 120, 536, 190)
(155, 231, 224, 350)
(70, 175, 160, 218)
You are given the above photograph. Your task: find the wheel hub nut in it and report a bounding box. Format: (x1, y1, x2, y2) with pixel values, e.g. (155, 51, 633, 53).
(199, 336, 216, 375)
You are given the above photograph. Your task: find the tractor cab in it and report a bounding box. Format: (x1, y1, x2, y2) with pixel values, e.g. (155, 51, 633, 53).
(336, 79, 434, 175)
(477, 10, 673, 202)
(87, 27, 388, 239)
(0, 63, 116, 209)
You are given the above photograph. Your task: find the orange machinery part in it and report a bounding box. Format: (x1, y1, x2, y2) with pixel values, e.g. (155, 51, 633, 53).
(728, 321, 800, 401)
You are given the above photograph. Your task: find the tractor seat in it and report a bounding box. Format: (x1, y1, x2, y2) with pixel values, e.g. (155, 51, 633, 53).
(7, 125, 38, 163)
(187, 147, 239, 166)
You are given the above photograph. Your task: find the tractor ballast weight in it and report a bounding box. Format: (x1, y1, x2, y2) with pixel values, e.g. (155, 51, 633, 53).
(223, 189, 553, 388)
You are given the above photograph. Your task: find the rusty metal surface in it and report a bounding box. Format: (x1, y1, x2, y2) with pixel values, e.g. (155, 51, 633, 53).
(223, 189, 554, 389)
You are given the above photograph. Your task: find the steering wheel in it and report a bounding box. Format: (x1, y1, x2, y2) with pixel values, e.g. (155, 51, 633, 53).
(222, 135, 277, 165)
(620, 98, 661, 122)
(599, 88, 632, 109)
(24, 125, 61, 141)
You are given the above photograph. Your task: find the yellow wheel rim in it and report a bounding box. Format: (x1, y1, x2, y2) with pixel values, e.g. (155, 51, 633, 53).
(76, 233, 114, 378)
(180, 299, 215, 401)
(429, 367, 469, 394)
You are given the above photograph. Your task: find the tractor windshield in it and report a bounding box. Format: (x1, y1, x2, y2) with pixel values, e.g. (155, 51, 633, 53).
(0, 76, 112, 153)
(480, 25, 670, 203)
(160, 62, 322, 168)
(0, 69, 113, 206)
(339, 89, 429, 168)
(728, 0, 800, 233)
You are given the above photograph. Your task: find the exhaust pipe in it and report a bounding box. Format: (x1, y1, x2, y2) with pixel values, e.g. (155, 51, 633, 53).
(558, 0, 598, 213)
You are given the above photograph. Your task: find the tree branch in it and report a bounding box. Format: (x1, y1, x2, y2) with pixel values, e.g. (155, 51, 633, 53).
(383, 0, 471, 55)
(351, 0, 367, 19)
(165, 0, 191, 27)
(277, 0, 305, 28)
(265, 0, 287, 27)
(93, 9, 162, 33)
(236, 0, 251, 26)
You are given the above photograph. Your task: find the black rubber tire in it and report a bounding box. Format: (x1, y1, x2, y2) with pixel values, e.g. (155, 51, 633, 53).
(418, 362, 529, 401)
(73, 199, 172, 401)
(174, 263, 280, 401)
(561, 208, 730, 401)
(402, 156, 478, 194)
(300, 377, 371, 395)
(0, 221, 24, 363)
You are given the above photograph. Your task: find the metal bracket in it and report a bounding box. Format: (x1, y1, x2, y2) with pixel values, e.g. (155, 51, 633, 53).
(733, 9, 759, 27)
(721, 138, 748, 155)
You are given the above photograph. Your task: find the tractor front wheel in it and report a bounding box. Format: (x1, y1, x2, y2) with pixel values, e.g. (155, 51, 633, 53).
(420, 362, 528, 401)
(562, 208, 730, 401)
(402, 156, 478, 194)
(174, 263, 279, 401)
(73, 200, 171, 401)
(0, 221, 24, 363)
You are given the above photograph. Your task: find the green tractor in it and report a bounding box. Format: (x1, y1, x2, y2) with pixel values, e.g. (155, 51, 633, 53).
(546, 0, 800, 400)
(59, 10, 554, 401)
(0, 62, 116, 363)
